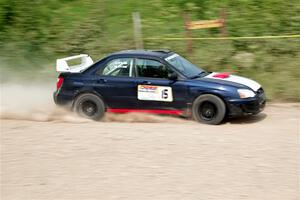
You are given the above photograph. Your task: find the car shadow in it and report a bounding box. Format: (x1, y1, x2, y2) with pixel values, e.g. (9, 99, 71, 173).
(224, 113, 267, 124)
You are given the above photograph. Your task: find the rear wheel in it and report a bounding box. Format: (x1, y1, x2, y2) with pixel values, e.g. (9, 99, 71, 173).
(192, 94, 226, 125)
(73, 93, 105, 121)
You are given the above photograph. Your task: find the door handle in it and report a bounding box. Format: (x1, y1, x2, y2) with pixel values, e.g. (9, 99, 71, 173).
(97, 79, 107, 83)
(141, 81, 151, 85)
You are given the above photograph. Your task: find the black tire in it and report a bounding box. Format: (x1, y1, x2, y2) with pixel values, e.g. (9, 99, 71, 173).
(192, 94, 226, 125)
(73, 93, 105, 121)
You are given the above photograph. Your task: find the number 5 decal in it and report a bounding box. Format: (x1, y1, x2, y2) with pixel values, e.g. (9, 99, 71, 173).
(162, 89, 168, 99)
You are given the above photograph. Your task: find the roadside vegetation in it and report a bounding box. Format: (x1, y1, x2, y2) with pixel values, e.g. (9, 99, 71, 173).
(0, 0, 299, 100)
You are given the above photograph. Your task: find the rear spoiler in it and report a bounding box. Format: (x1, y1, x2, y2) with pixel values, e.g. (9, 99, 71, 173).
(56, 54, 93, 73)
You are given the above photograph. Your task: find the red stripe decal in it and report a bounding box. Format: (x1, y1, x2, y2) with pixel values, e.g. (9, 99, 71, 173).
(212, 72, 231, 79)
(107, 109, 183, 115)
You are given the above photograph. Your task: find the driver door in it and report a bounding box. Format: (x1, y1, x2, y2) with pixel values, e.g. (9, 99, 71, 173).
(134, 58, 188, 110)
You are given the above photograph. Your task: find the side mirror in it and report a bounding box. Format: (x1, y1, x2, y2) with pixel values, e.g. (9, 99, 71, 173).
(168, 72, 178, 80)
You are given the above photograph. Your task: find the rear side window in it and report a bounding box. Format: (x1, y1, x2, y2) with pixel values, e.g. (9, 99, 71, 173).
(135, 58, 173, 79)
(100, 58, 134, 77)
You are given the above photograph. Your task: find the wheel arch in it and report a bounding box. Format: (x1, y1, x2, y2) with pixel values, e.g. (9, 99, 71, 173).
(191, 90, 229, 115)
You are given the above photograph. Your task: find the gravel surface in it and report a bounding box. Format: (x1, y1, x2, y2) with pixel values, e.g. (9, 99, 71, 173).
(1, 103, 299, 200)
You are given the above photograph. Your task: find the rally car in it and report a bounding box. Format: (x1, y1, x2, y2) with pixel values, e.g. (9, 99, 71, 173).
(54, 50, 266, 125)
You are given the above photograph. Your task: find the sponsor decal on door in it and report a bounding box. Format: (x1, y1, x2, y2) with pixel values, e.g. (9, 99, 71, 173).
(137, 85, 173, 102)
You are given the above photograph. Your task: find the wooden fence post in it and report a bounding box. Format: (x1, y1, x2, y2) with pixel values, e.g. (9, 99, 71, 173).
(183, 12, 193, 55)
(219, 8, 227, 37)
(132, 12, 144, 49)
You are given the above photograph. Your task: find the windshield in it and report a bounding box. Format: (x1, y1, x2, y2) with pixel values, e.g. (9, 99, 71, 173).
(165, 54, 205, 78)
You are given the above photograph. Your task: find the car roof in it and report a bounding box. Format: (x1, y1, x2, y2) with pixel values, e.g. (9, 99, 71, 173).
(109, 49, 173, 59)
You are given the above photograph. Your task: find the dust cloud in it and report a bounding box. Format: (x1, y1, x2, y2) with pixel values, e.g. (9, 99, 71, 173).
(0, 83, 186, 123)
(0, 83, 85, 123)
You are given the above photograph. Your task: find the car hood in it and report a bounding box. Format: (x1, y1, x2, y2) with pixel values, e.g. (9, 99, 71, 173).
(200, 72, 261, 91)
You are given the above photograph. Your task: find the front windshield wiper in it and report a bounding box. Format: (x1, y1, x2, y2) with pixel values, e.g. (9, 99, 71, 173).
(189, 71, 210, 79)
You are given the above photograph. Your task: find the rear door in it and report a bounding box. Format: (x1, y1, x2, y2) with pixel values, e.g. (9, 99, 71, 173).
(94, 57, 138, 108)
(134, 58, 188, 110)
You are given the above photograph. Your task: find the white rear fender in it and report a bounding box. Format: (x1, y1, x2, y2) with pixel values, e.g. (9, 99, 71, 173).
(56, 54, 93, 73)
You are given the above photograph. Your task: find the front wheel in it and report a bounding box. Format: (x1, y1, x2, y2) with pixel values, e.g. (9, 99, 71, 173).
(192, 94, 226, 125)
(73, 93, 105, 121)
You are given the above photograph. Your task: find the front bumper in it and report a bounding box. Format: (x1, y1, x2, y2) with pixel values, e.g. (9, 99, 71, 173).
(226, 91, 266, 117)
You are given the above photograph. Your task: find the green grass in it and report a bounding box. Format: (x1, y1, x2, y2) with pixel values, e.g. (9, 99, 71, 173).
(0, 0, 300, 100)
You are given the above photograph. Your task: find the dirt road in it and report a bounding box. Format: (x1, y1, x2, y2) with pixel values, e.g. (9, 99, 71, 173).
(1, 103, 299, 200)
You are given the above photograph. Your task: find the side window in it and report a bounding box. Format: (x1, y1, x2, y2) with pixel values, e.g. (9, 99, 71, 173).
(100, 58, 134, 77)
(135, 59, 173, 79)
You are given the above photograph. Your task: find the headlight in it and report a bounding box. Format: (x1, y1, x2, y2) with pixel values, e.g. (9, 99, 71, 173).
(237, 89, 255, 98)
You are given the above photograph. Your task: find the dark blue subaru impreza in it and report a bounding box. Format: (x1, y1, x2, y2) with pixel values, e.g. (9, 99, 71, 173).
(54, 50, 266, 124)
